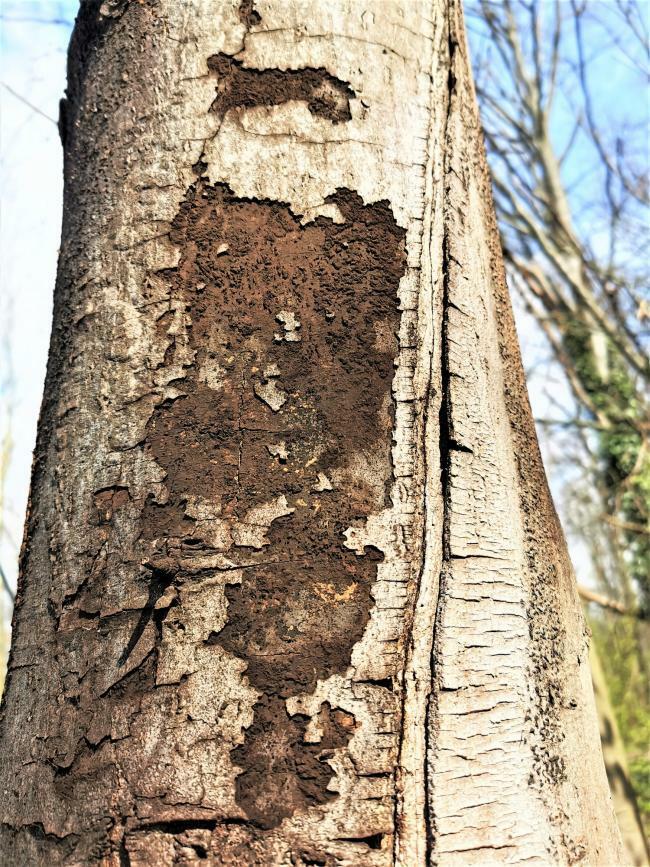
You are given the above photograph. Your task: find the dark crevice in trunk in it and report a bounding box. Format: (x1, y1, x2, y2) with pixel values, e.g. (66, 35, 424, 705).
(335, 832, 384, 849)
(425, 16, 460, 862)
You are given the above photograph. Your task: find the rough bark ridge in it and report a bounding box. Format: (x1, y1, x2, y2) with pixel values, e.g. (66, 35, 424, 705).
(0, 0, 622, 865)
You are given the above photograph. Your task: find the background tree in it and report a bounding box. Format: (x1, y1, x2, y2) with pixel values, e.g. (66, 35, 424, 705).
(0, 1, 624, 864)
(466, 0, 650, 852)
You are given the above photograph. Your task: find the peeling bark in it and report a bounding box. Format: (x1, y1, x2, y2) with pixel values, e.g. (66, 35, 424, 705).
(0, 0, 623, 865)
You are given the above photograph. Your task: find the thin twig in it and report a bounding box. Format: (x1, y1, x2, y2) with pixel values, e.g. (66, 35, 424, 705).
(0, 562, 15, 603)
(1, 82, 57, 125)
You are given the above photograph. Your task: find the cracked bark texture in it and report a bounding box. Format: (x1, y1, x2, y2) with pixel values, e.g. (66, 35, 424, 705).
(0, 0, 623, 865)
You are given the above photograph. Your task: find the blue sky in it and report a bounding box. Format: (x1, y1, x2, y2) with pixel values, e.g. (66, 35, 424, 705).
(468, 0, 649, 263)
(0, 1, 77, 609)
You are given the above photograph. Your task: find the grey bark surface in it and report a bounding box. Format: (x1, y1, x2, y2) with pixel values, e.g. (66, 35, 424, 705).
(0, 0, 623, 864)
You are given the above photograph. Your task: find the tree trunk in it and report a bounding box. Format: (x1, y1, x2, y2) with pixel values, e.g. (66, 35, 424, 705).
(0, 0, 624, 864)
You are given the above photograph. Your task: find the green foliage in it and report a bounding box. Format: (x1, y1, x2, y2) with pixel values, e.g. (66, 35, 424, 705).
(564, 317, 650, 834)
(562, 319, 650, 614)
(592, 615, 650, 838)
(630, 755, 650, 831)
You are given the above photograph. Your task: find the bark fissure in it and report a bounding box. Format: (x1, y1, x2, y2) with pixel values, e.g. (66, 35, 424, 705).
(423, 3, 623, 864)
(426, 21, 459, 858)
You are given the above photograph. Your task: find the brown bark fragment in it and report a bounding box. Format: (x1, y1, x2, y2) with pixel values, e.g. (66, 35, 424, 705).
(230, 697, 355, 829)
(93, 486, 130, 525)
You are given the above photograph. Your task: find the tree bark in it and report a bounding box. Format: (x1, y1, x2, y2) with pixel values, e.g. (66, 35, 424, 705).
(0, 0, 624, 864)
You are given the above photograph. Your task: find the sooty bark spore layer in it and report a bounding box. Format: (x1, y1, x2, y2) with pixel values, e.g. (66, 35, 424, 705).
(145, 181, 406, 828)
(209, 54, 355, 123)
(238, 0, 262, 27)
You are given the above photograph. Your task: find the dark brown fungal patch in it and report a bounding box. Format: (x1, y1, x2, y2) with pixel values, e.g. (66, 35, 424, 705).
(238, 0, 261, 27)
(144, 180, 406, 828)
(231, 699, 357, 829)
(208, 54, 356, 123)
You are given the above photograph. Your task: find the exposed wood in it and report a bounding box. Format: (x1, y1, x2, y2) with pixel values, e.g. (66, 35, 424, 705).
(0, 1, 623, 864)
